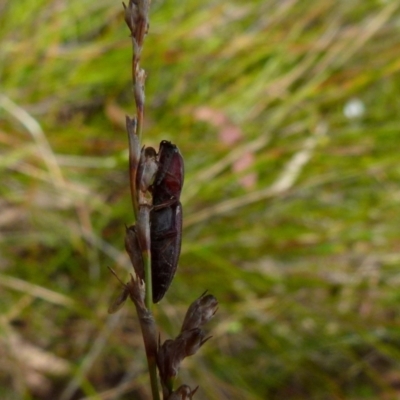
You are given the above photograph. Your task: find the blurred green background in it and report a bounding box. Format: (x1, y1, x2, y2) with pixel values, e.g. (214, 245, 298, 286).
(1, 0, 400, 399)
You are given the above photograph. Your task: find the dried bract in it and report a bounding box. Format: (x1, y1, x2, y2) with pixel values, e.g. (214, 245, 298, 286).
(123, 0, 139, 34)
(157, 328, 208, 380)
(134, 68, 147, 108)
(126, 116, 140, 166)
(167, 385, 199, 400)
(136, 204, 151, 253)
(180, 328, 210, 357)
(181, 292, 218, 332)
(125, 225, 144, 280)
(107, 272, 144, 314)
(136, 146, 158, 194)
(108, 285, 129, 314)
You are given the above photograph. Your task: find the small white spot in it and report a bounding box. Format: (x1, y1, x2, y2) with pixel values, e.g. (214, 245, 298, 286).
(343, 98, 365, 119)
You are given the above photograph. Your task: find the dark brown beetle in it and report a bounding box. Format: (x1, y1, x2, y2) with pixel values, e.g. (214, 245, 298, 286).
(150, 140, 184, 303)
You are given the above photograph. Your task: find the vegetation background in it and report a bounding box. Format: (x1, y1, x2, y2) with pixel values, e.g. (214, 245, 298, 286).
(1, 0, 400, 399)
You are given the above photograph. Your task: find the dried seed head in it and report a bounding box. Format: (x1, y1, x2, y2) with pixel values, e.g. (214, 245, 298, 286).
(157, 329, 209, 380)
(108, 285, 129, 314)
(180, 328, 209, 357)
(167, 385, 199, 400)
(124, 225, 144, 280)
(181, 292, 218, 332)
(106, 269, 142, 314)
(126, 273, 146, 307)
(123, 1, 139, 34)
